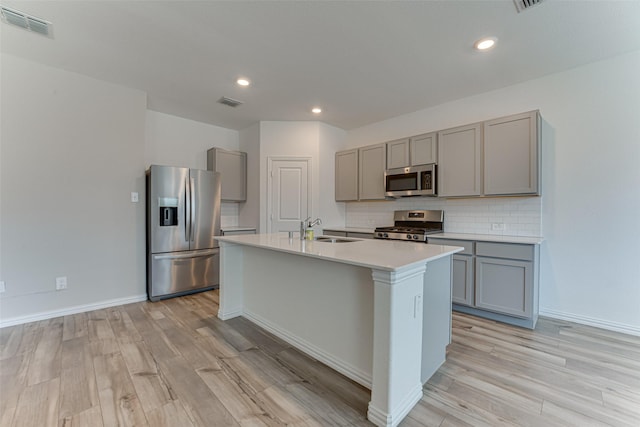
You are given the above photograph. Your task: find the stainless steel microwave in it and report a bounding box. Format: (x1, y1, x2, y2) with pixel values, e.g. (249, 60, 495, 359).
(385, 164, 436, 197)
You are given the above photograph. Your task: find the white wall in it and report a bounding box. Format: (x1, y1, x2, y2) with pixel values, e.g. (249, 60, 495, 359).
(0, 54, 148, 323)
(241, 121, 346, 233)
(145, 110, 240, 227)
(345, 50, 640, 334)
(145, 110, 238, 169)
(239, 123, 261, 230)
(318, 123, 347, 228)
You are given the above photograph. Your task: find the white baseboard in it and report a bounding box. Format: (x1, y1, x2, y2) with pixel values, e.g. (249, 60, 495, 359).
(0, 294, 148, 328)
(368, 383, 423, 427)
(539, 308, 640, 337)
(242, 309, 373, 389)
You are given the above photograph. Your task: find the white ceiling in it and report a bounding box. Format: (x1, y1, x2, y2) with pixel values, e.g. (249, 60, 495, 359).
(2, 1, 640, 131)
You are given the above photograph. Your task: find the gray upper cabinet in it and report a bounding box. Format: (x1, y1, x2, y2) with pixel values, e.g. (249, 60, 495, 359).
(484, 111, 540, 196)
(359, 143, 387, 200)
(386, 138, 410, 169)
(410, 132, 437, 165)
(207, 147, 247, 202)
(438, 123, 482, 197)
(335, 149, 359, 201)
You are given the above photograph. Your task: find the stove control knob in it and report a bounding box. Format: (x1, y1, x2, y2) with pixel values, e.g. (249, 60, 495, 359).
(406, 234, 412, 240)
(413, 235, 419, 240)
(383, 233, 388, 238)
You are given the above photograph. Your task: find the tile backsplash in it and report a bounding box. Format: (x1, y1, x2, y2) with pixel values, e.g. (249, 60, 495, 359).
(346, 197, 541, 237)
(221, 202, 239, 228)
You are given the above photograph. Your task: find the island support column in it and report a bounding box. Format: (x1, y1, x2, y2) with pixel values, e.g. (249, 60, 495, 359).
(218, 241, 244, 320)
(367, 263, 427, 427)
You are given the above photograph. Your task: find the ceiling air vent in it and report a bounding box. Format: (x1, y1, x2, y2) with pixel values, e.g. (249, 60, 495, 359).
(217, 97, 243, 108)
(513, 0, 544, 13)
(0, 6, 52, 37)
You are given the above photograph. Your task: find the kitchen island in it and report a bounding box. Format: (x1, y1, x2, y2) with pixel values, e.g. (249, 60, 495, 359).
(216, 233, 462, 427)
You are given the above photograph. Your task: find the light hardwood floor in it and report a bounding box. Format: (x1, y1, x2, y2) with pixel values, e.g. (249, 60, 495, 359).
(1, 290, 639, 427)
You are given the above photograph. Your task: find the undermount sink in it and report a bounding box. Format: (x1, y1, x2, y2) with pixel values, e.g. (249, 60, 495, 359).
(314, 236, 358, 243)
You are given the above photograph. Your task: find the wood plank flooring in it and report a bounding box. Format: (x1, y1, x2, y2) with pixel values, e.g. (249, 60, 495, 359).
(1, 290, 639, 426)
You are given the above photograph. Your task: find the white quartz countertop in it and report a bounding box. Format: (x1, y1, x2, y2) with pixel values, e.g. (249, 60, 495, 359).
(428, 232, 544, 245)
(323, 226, 375, 234)
(216, 233, 463, 272)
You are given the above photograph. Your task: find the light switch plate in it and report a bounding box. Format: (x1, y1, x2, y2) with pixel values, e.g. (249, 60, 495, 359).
(56, 276, 67, 290)
(0, 281, 5, 293)
(131, 192, 139, 203)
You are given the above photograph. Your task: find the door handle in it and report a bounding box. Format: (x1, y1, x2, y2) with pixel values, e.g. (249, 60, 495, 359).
(185, 178, 191, 242)
(153, 249, 219, 260)
(190, 177, 196, 242)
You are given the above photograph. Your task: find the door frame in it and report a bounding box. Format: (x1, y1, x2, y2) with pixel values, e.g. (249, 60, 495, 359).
(266, 156, 313, 234)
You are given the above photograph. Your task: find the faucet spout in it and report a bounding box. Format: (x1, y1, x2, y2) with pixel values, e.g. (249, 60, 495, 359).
(300, 217, 310, 240)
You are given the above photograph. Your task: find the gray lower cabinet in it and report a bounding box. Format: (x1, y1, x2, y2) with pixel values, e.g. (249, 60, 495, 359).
(452, 254, 474, 306)
(429, 237, 539, 329)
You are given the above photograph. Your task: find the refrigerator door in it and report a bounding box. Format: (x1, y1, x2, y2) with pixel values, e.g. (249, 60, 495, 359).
(148, 248, 220, 301)
(189, 169, 221, 250)
(148, 165, 190, 253)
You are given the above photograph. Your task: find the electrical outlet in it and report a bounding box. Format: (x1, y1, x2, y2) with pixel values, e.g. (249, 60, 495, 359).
(56, 276, 67, 290)
(0, 281, 5, 293)
(492, 223, 505, 231)
(131, 192, 139, 203)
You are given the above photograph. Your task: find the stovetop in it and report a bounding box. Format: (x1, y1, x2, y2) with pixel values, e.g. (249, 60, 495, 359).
(374, 226, 442, 235)
(374, 210, 444, 242)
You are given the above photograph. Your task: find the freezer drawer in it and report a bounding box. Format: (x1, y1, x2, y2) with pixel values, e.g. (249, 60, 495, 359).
(148, 248, 219, 301)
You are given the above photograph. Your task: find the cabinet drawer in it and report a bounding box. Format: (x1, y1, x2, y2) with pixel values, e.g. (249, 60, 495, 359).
(428, 238, 474, 255)
(476, 242, 533, 261)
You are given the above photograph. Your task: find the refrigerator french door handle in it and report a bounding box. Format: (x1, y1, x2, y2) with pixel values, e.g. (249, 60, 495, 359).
(185, 177, 191, 242)
(190, 177, 196, 242)
(153, 249, 219, 260)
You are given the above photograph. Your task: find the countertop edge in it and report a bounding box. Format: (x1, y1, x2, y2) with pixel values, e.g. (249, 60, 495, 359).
(429, 232, 544, 245)
(216, 235, 462, 272)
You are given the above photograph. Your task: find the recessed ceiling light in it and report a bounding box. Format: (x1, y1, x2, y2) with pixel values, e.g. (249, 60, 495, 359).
(236, 78, 250, 86)
(474, 37, 497, 51)
(311, 107, 322, 114)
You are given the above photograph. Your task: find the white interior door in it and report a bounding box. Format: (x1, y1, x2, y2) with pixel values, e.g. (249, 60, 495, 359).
(268, 158, 311, 233)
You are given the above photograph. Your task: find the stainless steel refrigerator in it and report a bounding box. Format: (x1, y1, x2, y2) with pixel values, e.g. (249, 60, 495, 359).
(146, 165, 221, 301)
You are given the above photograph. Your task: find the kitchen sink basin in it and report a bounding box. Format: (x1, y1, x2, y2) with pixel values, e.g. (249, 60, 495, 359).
(314, 236, 358, 243)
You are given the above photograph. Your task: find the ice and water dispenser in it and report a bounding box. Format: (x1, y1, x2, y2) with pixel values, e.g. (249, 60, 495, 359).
(158, 197, 178, 226)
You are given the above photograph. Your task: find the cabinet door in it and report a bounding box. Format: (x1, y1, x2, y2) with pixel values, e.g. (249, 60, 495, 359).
(410, 132, 437, 165)
(335, 149, 359, 201)
(484, 111, 540, 195)
(452, 254, 474, 306)
(207, 148, 247, 202)
(359, 143, 386, 200)
(475, 257, 532, 318)
(438, 123, 482, 197)
(386, 138, 410, 169)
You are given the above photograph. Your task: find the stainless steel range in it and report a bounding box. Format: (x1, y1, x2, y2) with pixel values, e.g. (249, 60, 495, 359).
(374, 210, 444, 242)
